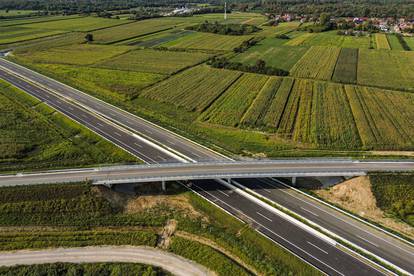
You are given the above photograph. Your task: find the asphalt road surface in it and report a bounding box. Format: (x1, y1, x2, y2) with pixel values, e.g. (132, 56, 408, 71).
(0, 246, 213, 276)
(235, 177, 414, 274)
(0, 58, 407, 275)
(1, 161, 413, 186)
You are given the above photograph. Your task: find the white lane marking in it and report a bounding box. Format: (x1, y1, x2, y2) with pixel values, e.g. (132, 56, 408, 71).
(301, 207, 319, 217)
(114, 132, 122, 137)
(167, 140, 176, 145)
(133, 142, 142, 148)
(357, 235, 379, 248)
(256, 211, 273, 222)
(56, 100, 61, 104)
(145, 129, 153, 135)
(271, 178, 414, 256)
(43, 94, 49, 98)
(68, 106, 74, 111)
(254, 182, 272, 194)
(307, 241, 329, 254)
(157, 156, 166, 161)
(218, 190, 230, 197)
(97, 123, 104, 127)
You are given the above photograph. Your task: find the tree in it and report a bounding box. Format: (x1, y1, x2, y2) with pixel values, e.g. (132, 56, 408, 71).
(84, 33, 93, 43)
(319, 13, 331, 26)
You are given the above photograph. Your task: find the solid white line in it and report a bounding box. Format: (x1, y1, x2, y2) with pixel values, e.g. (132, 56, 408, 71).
(97, 123, 104, 127)
(157, 156, 167, 161)
(256, 211, 273, 222)
(114, 132, 122, 137)
(357, 235, 379, 248)
(301, 207, 319, 217)
(133, 142, 142, 148)
(307, 241, 329, 255)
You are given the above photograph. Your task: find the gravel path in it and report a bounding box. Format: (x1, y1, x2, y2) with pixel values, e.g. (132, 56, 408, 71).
(0, 246, 214, 276)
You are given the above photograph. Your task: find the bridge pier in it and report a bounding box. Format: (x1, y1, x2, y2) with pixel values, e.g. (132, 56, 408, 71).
(161, 180, 166, 191)
(227, 178, 232, 184)
(292, 177, 297, 186)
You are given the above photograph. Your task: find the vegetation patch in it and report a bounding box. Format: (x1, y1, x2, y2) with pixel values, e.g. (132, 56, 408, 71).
(375, 33, 391, 49)
(95, 48, 211, 75)
(141, 65, 241, 112)
(387, 34, 405, 51)
(370, 174, 414, 227)
(0, 80, 137, 172)
(301, 30, 370, 49)
(161, 32, 252, 51)
(357, 49, 414, 91)
(290, 46, 340, 80)
(186, 21, 261, 35)
(0, 26, 65, 45)
(16, 44, 132, 65)
(0, 263, 168, 276)
(332, 48, 358, 84)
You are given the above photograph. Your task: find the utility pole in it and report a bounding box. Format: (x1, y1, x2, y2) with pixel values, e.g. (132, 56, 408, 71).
(224, 2, 227, 21)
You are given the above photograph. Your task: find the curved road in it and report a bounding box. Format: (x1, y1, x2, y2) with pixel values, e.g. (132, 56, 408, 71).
(0, 246, 213, 276)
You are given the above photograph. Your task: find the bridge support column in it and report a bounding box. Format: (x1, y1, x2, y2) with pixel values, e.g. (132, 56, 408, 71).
(227, 178, 232, 184)
(292, 177, 297, 186)
(161, 180, 166, 192)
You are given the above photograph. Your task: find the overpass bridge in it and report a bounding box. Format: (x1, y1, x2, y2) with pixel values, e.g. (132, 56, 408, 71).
(1, 160, 413, 188)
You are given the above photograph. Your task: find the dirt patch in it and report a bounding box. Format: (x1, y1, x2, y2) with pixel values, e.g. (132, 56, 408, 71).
(315, 176, 414, 238)
(157, 219, 177, 249)
(92, 186, 129, 211)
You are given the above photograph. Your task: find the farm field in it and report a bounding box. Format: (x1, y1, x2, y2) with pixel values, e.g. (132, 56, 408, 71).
(387, 34, 405, 50)
(141, 65, 242, 112)
(16, 44, 132, 65)
(357, 49, 414, 91)
(290, 46, 340, 80)
(0, 10, 36, 17)
(191, 12, 268, 26)
(375, 33, 391, 49)
(161, 32, 252, 51)
(231, 38, 308, 71)
(345, 85, 414, 149)
(332, 48, 358, 84)
(124, 30, 193, 47)
(403, 36, 414, 50)
(201, 73, 269, 127)
(300, 31, 371, 49)
(95, 48, 211, 74)
(92, 18, 185, 44)
(0, 15, 80, 27)
(21, 16, 128, 32)
(0, 26, 65, 45)
(0, 80, 137, 172)
(285, 33, 315, 46)
(35, 63, 164, 99)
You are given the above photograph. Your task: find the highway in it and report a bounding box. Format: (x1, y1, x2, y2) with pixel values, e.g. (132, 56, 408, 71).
(0, 58, 410, 275)
(0, 160, 413, 186)
(234, 177, 414, 274)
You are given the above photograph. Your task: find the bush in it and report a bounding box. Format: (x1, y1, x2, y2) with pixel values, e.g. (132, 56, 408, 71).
(208, 57, 289, 76)
(186, 21, 261, 36)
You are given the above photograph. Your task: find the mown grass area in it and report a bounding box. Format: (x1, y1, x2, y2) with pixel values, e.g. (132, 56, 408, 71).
(95, 48, 211, 75)
(0, 183, 319, 276)
(231, 38, 309, 71)
(0, 80, 138, 172)
(35, 63, 164, 99)
(0, 26, 65, 45)
(290, 46, 340, 80)
(0, 263, 169, 276)
(92, 18, 184, 44)
(370, 174, 414, 227)
(21, 16, 129, 32)
(357, 49, 414, 91)
(16, 44, 132, 65)
(161, 31, 252, 51)
(387, 34, 405, 51)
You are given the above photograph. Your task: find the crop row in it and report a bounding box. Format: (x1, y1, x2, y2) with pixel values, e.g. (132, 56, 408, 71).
(332, 48, 358, 84)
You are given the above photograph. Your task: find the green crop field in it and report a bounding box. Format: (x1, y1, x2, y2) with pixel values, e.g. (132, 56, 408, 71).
(21, 16, 128, 32)
(345, 85, 414, 149)
(0, 26, 65, 45)
(201, 73, 269, 127)
(16, 44, 132, 65)
(141, 65, 241, 112)
(285, 33, 315, 46)
(290, 46, 340, 80)
(0, 80, 137, 172)
(95, 48, 211, 74)
(357, 49, 414, 91)
(298, 31, 371, 49)
(387, 34, 405, 50)
(92, 18, 183, 44)
(0, 10, 36, 17)
(161, 32, 252, 51)
(403, 36, 414, 50)
(35, 64, 164, 99)
(0, 15, 80, 27)
(231, 38, 308, 71)
(332, 48, 358, 84)
(375, 33, 391, 49)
